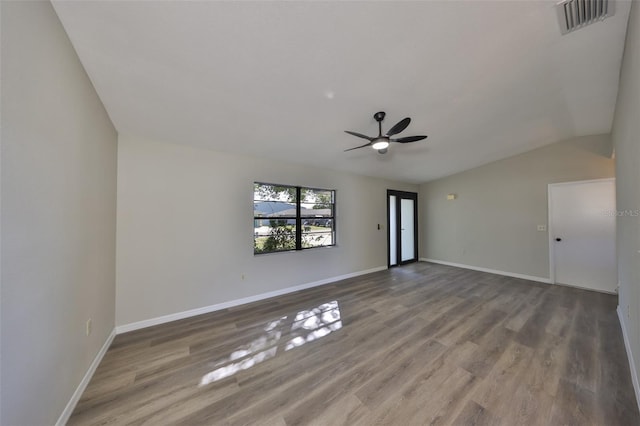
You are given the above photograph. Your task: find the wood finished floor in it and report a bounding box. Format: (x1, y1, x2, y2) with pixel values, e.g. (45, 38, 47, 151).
(70, 262, 639, 425)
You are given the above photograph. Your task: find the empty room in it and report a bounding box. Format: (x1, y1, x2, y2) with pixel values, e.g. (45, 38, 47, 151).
(3, 0, 640, 425)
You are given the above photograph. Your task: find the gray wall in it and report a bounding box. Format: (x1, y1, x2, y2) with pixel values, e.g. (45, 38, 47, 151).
(612, 0, 640, 402)
(116, 134, 417, 326)
(1, 2, 118, 425)
(419, 134, 614, 279)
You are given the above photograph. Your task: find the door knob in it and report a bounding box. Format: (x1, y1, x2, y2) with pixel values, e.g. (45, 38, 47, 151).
(555, 237, 562, 242)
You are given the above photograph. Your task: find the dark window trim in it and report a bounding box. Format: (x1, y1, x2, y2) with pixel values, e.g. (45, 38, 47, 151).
(254, 182, 336, 255)
(295, 186, 302, 250)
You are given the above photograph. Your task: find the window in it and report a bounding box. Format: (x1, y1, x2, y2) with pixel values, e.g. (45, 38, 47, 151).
(253, 183, 335, 254)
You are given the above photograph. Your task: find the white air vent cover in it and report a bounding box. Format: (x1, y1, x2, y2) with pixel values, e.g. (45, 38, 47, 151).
(557, 0, 615, 34)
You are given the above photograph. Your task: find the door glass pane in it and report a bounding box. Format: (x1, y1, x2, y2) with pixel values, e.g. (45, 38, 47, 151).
(389, 195, 397, 266)
(401, 198, 414, 262)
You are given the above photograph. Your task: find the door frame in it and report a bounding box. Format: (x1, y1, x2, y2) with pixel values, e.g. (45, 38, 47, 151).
(387, 189, 419, 268)
(547, 177, 615, 285)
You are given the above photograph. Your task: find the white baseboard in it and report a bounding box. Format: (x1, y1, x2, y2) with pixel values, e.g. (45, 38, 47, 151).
(56, 328, 116, 426)
(419, 258, 552, 284)
(116, 266, 387, 334)
(617, 305, 640, 411)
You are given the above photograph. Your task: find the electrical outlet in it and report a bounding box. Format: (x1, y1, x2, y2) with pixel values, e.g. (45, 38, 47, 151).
(86, 318, 92, 336)
(241, 274, 245, 281)
(537, 225, 547, 231)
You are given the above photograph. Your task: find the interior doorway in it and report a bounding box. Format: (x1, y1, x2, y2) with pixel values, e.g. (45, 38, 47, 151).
(548, 178, 617, 293)
(388, 190, 418, 267)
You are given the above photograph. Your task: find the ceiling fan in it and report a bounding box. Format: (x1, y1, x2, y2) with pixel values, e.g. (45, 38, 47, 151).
(344, 111, 427, 154)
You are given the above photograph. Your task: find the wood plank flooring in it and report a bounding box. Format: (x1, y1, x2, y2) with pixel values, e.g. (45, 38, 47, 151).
(69, 262, 640, 425)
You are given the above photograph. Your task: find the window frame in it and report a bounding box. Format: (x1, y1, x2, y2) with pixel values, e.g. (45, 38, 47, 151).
(253, 182, 336, 255)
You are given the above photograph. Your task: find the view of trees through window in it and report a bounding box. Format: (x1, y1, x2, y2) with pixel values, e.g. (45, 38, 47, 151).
(254, 183, 335, 254)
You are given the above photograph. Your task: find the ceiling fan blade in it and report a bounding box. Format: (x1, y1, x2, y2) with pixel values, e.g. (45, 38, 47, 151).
(385, 117, 411, 137)
(344, 142, 372, 152)
(391, 135, 428, 143)
(344, 130, 373, 141)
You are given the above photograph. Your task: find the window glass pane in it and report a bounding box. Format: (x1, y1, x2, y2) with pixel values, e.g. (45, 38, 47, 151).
(254, 201, 297, 218)
(300, 206, 333, 218)
(302, 222, 334, 248)
(300, 188, 334, 222)
(301, 188, 333, 205)
(254, 220, 297, 254)
(254, 183, 297, 202)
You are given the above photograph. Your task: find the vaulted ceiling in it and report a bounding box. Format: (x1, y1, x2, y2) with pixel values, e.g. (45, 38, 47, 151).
(52, 0, 631, 183)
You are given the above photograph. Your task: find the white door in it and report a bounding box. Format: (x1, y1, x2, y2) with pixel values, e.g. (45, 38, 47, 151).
(549, 179, 616, 293)
(401, 198, 415, 262)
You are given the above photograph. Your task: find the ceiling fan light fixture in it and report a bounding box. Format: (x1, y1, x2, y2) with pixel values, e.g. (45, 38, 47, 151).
(372, 138, 390, 150)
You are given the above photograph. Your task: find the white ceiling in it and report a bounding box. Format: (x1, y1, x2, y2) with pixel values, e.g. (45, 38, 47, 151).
(52, 0, 631, 184)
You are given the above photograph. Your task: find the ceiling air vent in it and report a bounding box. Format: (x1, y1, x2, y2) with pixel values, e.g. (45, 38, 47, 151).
(556, 0, 615, 34)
